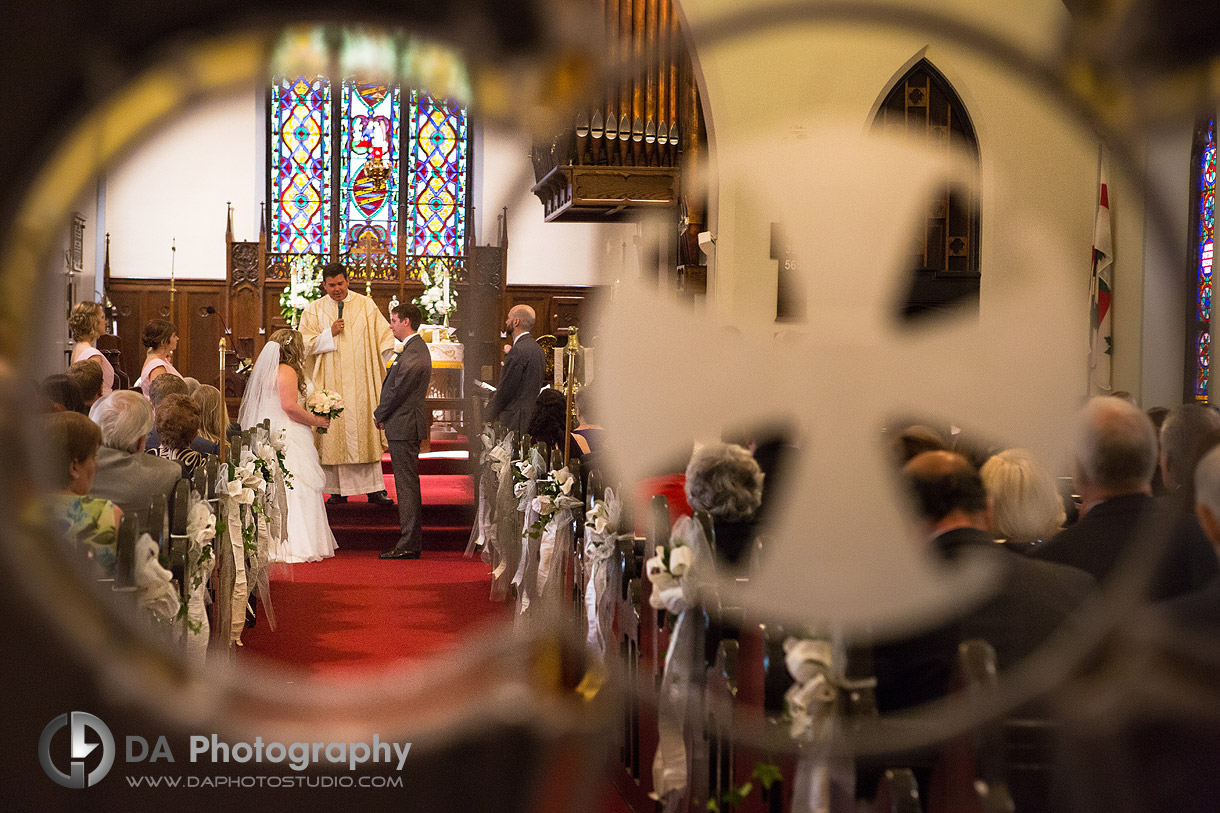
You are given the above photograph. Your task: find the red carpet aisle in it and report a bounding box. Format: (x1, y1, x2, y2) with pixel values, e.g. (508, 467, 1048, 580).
(239, 550, 505, 676)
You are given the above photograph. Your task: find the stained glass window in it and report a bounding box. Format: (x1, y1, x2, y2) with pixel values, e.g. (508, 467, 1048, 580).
(1196, 119, 1215, 402)
(270, 76, 332, 254)
(405, 92, 468, 257)
(338, 82, 402, 253)
(267, 28, 470, 264)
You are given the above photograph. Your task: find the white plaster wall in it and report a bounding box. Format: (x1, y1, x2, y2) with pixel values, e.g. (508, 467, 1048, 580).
(1139, 122, 1193, 408)
(106, 89, 260, 280)
(478, 127, 641, 286)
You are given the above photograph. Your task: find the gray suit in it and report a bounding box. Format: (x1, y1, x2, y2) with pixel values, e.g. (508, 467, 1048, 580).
(487, 333, 546, 436)
(91, 445, 183, 518)
(374, 334, 432, 554)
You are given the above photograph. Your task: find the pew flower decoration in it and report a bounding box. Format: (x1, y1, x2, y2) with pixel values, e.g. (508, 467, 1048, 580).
(513, 458, 538, 498)
(584, 489, 627, 658)
(646, 538, 694, 615)
(529, 465, 580, 531)
(487, 435, 512, 474)
(178, 496, 216, 637)
(268, 428, 292, 488)
(306, 389, 344, 434)
(585, 499, 617, 536)
(783, 637, 837, 742)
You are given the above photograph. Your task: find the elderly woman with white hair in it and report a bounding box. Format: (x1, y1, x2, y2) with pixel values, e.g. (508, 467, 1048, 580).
(684, 442, 765, 565)
(980, 448, 1066, 552)
(88, 390, 183, 517)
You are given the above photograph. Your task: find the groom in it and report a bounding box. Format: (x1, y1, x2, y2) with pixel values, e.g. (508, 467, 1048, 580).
(375, 303, 433, 560)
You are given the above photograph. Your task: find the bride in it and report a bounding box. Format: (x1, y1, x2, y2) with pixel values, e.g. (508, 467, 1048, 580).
(239, 328, 338, 563)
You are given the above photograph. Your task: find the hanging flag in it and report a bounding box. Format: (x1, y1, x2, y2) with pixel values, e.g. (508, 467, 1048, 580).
(1089, 151, 1113, 393)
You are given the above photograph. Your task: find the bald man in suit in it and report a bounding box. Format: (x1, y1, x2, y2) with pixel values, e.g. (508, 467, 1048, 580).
(487, 304, 546, 436)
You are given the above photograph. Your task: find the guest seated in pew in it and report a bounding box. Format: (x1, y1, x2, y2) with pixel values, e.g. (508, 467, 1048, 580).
(138, 318, 181, 398)
(45, 411, 121, 577)
(40, 374, 85, 414)
(891, 423, 948, 465)
(873, 451, 1094, 713)
(67, 360, 104, 411)
(152, 394, 209, 477)
(145, 374, 219, 457)
(571, 386, 605, 457)
(1158, 404, 1220, 515)
(527, 387, 591, 464)
(191, 384, 231, 449)
(88, 390, 182, 518)
(1032, 397, 1219, 599)
(1163, 444, 1220, 632)
(68, 301, 115, 397)
(980, 448, 1065, 552)
(684, 442, 764, 566)
(1121, 444, 1220, 813)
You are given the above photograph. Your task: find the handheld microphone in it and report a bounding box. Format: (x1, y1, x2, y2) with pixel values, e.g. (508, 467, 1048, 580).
(337, 301, 344, 320)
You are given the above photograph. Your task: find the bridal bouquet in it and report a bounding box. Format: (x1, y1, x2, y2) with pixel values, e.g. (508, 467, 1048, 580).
(306, 389, 344, 434)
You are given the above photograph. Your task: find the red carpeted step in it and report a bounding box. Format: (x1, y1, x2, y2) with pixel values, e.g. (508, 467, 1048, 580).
(382, 450, 471, 477)
(326, 473, 474, 552)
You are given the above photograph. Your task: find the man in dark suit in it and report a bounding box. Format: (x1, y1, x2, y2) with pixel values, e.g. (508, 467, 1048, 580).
(487, 304, 546, 436)
(375, 303, 432, 560)
(1032, 397, 1218, 599)
(874, 451, 1095, 712)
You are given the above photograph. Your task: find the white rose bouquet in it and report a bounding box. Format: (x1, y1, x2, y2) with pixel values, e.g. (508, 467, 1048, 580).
(305, 389, 344, 434)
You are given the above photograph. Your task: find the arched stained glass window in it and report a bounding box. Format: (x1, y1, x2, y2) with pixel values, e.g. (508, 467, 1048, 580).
(266, 29, 471, 272)
(1190, 118, 1215, 403)
(338, 82, 402, 252)
(406, 92, 468, 257)
(270, 76, 332, 254)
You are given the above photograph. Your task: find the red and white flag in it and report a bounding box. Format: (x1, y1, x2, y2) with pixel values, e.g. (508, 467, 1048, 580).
(1089, 152, 1113, 394)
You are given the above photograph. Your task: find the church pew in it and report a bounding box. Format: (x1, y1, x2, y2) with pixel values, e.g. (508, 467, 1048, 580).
(167, 479, 190, 602)
(608, 493, 662, 811)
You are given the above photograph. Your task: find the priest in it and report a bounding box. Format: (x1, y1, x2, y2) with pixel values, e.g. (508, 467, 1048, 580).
(299, 262, 397, 505)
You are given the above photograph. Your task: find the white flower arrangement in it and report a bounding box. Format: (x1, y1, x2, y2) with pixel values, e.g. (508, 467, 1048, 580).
(279, 254, 322, 328)
(645, 539, 694, 614)
(585, 497, 623, 538)
(413, 261, 456, 325)
(525, 465, 581, 538)
(305, 389, 345, 434)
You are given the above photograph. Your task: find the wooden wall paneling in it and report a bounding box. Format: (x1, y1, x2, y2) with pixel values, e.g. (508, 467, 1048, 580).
(108, 288, 142, 384)
(181, 287, 224, 389)
(550, 295, 587, 337)
(105, 280, 227, 389)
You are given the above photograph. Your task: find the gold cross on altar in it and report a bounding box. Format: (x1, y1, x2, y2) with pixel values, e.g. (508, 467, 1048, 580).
(348, 230, 387, 295)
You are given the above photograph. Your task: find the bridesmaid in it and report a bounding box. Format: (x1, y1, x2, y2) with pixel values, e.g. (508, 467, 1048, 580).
(68, 302, 115, 397)
(139, 318, 181, 398)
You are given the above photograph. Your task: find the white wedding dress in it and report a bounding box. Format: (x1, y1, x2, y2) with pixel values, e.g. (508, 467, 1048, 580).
(239, 341, 338, 563)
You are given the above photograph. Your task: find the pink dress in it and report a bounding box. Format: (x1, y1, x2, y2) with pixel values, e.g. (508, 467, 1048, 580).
(71, 344, 115, 396)
(140, 356, 182, 398)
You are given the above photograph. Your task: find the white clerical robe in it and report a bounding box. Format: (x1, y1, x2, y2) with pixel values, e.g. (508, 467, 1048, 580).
(299, 291, 396, 495)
